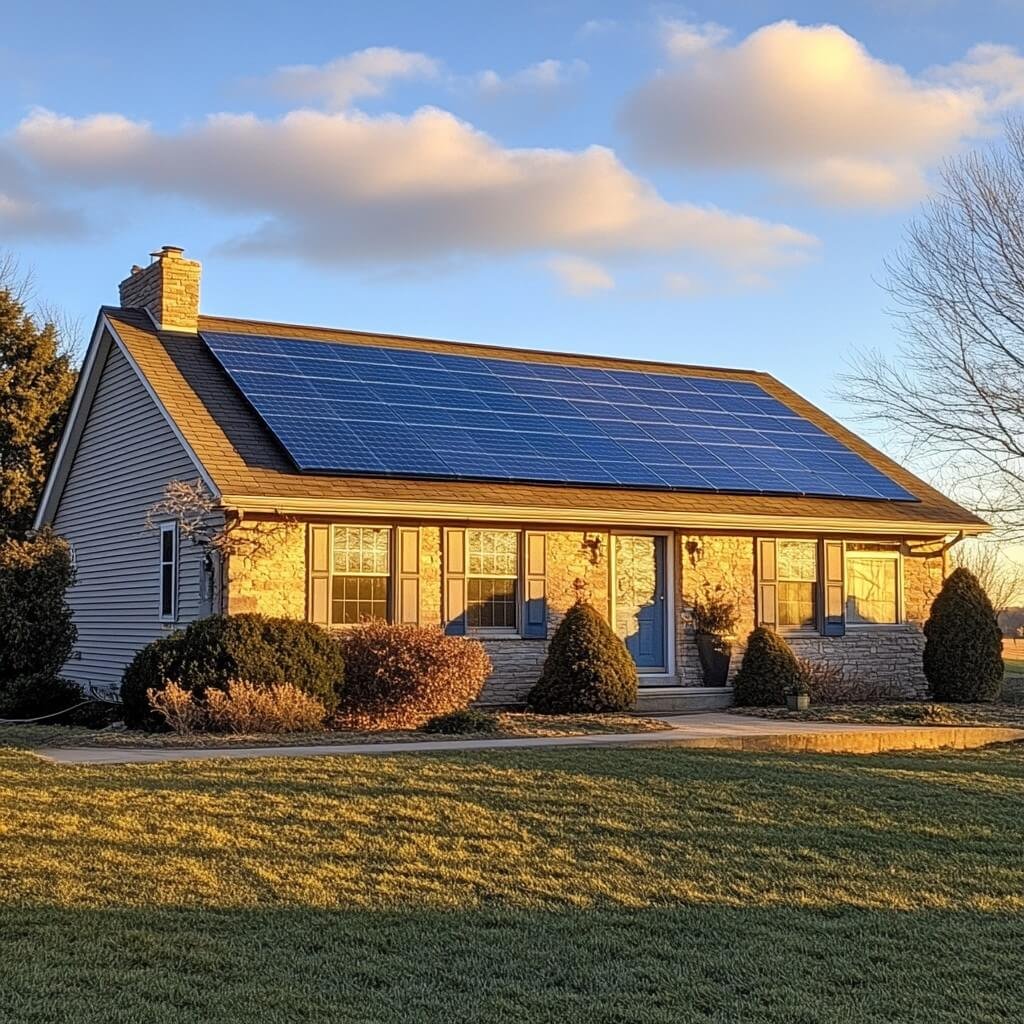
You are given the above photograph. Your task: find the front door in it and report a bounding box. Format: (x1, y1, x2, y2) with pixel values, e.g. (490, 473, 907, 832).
(613, 534, 668, 673)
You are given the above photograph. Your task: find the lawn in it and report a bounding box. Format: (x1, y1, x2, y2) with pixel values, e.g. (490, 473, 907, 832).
(2, 743, 1024, 1023)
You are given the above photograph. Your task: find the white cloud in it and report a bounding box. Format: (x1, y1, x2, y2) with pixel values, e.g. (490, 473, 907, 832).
(934, 43, 1024, 111)
(661, 18, 729, 59)
(578, 18, 617, 37)
(0, 147, 84, 238)
(13, 106, 815, 284)
(265, 47, 440, 110)
(548, 256, 614, 295)
(474, 59, 588, 97)
(663, 271, 707, 297)
(622, 20, 995, 207)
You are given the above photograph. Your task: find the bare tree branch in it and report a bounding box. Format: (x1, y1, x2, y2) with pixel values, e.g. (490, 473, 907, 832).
(840, 117, 1024, 540)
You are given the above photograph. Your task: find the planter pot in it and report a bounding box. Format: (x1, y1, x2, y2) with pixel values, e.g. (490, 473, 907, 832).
(786, 693, 810, 711)
(695, 633, 732, 686)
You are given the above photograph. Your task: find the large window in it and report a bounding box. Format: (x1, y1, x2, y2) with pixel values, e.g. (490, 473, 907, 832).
(777, 539, 818, 628)
(158, 522, 177, 621)
(845, 543, 900, 624)
(331, 526, 390, 625)
(466, 529, 519, 630)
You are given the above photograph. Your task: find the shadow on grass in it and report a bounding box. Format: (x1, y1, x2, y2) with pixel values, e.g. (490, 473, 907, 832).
(2, 904, 1023, 1023)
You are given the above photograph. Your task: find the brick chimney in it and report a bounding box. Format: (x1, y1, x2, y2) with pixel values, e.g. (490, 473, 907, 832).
(118, 245, 201, 333)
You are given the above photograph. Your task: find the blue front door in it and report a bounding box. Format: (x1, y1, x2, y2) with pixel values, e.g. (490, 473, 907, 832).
(613, 534, 667, 672)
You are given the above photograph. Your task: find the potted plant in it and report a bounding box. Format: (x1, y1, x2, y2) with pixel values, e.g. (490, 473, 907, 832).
(785, 679, 810, 712)
(691, 582, 738, 686)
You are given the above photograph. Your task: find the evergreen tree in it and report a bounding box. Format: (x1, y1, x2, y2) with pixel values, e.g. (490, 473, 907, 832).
(527, 601, 638, 713)
(732, 626, 802, 707)
(0, 273, 77, 535)
(924, 567, 1003, 702)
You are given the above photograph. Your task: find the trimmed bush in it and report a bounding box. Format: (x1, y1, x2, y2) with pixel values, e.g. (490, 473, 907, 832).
(147, 680, 327, 735)
(527, 602, 638, 714)
(924, 567, 1003, 702)
(0, 529, 76, 690)
(422, 708, 501, 735)
(337, 622, 491, 729)
(0, 674, 84, 719)
(732, 627, 802, 707)
(121, 614, 344, 728)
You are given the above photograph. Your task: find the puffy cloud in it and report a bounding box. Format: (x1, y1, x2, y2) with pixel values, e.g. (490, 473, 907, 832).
(622, 20, 992, 207)
(13, 106, 815, 282)
(660, 18, 729, 59)
(935, 43, 1024, 111)
(265, 47, 440, 109)
(548, 256, 614, 295)
(474, 59, 587, 97)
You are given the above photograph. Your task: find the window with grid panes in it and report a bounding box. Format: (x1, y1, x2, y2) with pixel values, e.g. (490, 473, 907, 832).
(466, 529, 519, 630)
(330, 526, 390, 624)
(777, 539, 818, 629)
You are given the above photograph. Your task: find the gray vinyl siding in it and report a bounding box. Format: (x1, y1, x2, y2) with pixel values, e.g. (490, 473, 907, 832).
(52, 341, 213, 693)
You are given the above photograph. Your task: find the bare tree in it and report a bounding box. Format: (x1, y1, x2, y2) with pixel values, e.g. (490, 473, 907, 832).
(145, 479, 296, 561)
(841, 118, 1024, 538)
(949, 539, 1024, 615)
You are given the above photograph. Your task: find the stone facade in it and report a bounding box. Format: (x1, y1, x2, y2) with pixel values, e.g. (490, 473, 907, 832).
(118, 246, 202, 333)
(221, 517, 948, 704)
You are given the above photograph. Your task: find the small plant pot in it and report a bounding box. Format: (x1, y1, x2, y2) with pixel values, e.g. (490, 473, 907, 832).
(786, 693, 810, 711)
(696, 633, 732, 686)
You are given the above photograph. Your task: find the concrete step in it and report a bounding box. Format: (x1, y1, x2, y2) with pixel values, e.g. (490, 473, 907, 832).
(635, 686, 734, 714)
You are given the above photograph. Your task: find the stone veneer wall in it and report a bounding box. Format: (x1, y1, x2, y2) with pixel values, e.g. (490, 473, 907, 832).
(221, 518, 948, 704)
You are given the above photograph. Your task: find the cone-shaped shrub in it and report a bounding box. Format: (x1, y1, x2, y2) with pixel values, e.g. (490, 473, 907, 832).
(923, 567, 1003, 702)
(527, 601, 638, 713)
(732, 626, 801, 706)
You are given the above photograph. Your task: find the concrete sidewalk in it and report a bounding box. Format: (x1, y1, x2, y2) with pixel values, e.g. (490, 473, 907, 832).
(33, 713, 1024, 765)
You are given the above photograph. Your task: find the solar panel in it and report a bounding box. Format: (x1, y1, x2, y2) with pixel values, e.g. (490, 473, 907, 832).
(202, 331, 917, 502)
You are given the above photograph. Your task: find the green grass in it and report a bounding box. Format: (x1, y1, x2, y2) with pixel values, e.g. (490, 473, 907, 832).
(2, 744, 1024, 1022)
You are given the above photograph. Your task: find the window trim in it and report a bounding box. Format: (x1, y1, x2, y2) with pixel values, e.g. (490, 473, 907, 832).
(774, 537, 821, 635)
(158, 521, 178, 623)
(327, 524, 393, 628)
(843, 542, 904, 629)
(464, 527, 521, 636)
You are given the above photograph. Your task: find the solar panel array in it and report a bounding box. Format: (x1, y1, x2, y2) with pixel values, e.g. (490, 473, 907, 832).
(202, 331, 916, 502)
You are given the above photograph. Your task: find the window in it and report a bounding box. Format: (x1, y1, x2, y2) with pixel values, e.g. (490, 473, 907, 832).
(158, 522, 177, 621)
(845, 543, 900, 625)
(330, 526, 390, 625)
(466, 529, 519, 630)
(777, 539, 818, 628)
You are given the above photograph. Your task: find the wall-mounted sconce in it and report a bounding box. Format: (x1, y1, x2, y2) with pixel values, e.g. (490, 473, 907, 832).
(685, 538, 704, 567)
(581, 533, 604, 566)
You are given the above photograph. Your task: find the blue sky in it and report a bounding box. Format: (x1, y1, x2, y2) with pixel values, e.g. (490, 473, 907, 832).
(3, 0, 1024, 432)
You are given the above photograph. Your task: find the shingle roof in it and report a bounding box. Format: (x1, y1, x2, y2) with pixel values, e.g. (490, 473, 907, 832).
(104, 307, 987, 534)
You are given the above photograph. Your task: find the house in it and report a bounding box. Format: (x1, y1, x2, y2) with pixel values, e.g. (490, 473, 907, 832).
(35, 246, 988, 710)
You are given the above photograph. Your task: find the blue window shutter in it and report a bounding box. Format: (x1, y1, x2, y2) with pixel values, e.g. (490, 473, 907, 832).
(823, 539, 846, 636)
(443, 527, 467, 635)
(522, 531, 547, 638)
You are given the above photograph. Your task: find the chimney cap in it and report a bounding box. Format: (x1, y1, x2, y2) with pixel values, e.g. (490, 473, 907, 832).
(150, 245, 186, 260)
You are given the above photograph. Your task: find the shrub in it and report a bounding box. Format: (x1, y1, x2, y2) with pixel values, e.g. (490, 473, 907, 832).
(337, 622, 491, 730)
(924, 567, 1003, 702)
(148, 680, 328, 735)
(527, 602, 638, 714)
(421, 708, 501, 735)
(794, 658, 902, 704)
(0, 674, 84, 718)
(121, 614, 344, 728)
(732, 627, 802, 706)
(0, 529, 76, 692)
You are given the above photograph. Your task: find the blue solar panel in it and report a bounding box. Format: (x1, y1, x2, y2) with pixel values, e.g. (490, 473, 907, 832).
(202, 331, 918, 502)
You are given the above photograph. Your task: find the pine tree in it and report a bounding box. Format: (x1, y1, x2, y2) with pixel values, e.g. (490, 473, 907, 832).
(924, 567, 1003, 702)
(0, 274, 77, 535)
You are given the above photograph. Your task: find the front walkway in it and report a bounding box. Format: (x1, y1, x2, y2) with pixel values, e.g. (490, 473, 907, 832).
(35, 713, 1024, 765)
